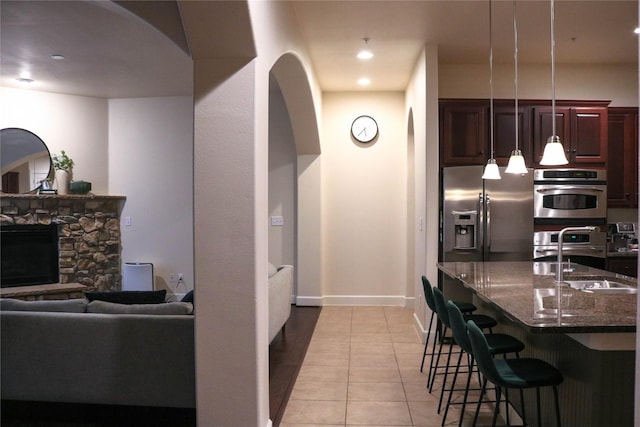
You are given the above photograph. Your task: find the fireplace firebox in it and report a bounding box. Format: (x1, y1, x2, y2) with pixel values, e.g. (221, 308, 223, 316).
(1, 224, 59, 287)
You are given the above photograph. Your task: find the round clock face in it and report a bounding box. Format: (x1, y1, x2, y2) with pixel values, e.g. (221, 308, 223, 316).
(351, 115, 378, 143)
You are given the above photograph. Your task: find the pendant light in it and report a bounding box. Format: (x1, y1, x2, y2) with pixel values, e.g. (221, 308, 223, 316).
(539, 0, 569, 165)
(505, 0, 528, 175)
(482, 0, 501, 180)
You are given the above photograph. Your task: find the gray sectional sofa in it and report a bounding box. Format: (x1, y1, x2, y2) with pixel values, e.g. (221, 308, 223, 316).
(1, 263, 294, 407)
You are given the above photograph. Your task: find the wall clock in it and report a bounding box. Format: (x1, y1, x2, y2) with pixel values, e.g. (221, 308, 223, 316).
(350, 115, 378, 143)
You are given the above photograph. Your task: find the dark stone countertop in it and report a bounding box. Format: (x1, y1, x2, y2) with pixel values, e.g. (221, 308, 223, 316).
(437, 261, 637, 334)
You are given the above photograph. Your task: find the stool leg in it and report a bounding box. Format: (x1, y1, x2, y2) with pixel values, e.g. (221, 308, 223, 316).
(438, 335, 456, 413)
(473, 376, 488, 427)
(427, 320, 441, 388)
(429, 326, 447, 392)
(441, 348, 464, 426)
(536, 387, 542, 427)
(553, 386, 562, 427)
(420, 310, 435, 372)
(491, 386, 502, 427)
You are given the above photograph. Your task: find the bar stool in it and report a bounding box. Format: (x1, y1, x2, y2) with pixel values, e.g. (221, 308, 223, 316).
(444, 301, 525, 427)
(420, 276, 476, 375)
(467, 320, 564, 427)
(430, 287, 497, 394)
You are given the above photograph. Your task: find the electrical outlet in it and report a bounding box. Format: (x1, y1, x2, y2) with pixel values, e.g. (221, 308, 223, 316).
(169, 273, 178, 284)
(178, 273, 184, 281)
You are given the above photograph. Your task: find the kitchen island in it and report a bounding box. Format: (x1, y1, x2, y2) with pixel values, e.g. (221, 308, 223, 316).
(437, 261, 636, 426)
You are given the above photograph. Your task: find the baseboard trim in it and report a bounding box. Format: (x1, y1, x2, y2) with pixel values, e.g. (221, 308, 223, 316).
(296, 295, 415, 307)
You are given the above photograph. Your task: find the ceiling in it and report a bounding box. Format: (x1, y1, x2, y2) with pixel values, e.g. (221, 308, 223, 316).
(0, 0, 637, 98)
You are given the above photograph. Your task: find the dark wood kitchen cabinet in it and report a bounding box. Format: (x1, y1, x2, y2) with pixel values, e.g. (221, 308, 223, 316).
(607, 107, 638, 208)
(440, 99, 609, 168)
(532, 104, 608, 166)
(606, 256, 638, 278)
(440, 102, 487, 165)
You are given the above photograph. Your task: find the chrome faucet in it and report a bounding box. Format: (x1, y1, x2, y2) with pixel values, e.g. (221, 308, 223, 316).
(556, 226, 597, 282)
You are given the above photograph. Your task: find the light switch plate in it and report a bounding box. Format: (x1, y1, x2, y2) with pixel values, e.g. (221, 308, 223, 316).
(271, 216, 284, 226)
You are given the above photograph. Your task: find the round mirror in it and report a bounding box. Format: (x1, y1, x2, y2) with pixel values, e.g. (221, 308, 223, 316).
(1, 128, 53, 193)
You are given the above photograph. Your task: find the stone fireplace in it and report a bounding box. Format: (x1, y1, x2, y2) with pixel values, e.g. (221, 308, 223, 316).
(0, 194, 125, 299)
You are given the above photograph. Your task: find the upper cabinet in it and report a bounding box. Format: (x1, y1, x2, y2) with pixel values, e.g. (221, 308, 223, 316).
(532, 105, 608, 166)
(440, 102, 487, 165)
(607, 107, 638, 208)
(440, 99, 610, 168)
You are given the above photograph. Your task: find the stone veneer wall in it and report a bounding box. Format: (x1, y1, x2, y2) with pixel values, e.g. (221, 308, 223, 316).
(0, 195, 125, 291)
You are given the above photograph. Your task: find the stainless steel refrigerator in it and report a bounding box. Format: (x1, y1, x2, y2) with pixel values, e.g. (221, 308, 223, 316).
(440, 166, 534, 262)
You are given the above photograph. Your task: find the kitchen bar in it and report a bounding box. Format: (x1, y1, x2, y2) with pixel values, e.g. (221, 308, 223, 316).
(437, 261, 636, 426)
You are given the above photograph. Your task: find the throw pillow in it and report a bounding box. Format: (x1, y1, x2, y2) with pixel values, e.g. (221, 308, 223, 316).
(181, 290, 194, 303)
(84, 290, 167, 305)
(86, 300, 193, 315)
(0, 298, 88, 313)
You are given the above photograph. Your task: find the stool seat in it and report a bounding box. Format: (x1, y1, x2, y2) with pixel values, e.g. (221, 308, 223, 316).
(463, 313, 498, 330)
(468, 320, 564, 427)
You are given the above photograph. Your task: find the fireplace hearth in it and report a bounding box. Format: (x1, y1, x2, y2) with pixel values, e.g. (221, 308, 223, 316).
(1, 224, 59, 287)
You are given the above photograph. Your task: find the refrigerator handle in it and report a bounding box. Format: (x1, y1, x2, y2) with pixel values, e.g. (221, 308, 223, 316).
(478, 193, 484, 253)
(485, 193, 491, 255)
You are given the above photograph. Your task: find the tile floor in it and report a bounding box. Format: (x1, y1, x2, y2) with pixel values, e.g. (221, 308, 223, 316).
(280, 306, 495, 427)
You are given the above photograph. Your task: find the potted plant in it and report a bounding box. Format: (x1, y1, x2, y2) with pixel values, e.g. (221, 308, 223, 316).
(52, 150, 74, 195)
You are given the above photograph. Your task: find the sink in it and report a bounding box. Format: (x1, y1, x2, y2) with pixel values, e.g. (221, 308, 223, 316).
(563, 279, 637, 294)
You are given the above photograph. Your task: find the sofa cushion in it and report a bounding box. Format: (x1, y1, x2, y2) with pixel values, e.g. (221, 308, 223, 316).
(85, 290, 167, 305)
(87, 300, 193, 315)
(0, 298, 87, 313)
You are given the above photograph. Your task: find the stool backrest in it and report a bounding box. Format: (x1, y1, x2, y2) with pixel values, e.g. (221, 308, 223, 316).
(467, 320, 502, 385)
(432, 287, 452, 328)
(446, 300, 473, 354)
(421, 276, 437, 312)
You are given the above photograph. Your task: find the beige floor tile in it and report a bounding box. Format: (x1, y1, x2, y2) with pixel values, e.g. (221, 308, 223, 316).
(281, 400, 347, 425)
(399, 367, 430, 384)
(303, 352, 350, 367)
(290, 380, 348, 401)
(347, 382, 407, 401)
(350, 341, 395, 355)
(402, 382, 433, 402)
(349, 353, 399, 368)
(346, 401, 412, 426)
(407, 400, 444, 426)
(298, 365, 349, 382)
(349, 367, 402, 383)
(349, 332, 392, 344)
(393, 342, 425, 355)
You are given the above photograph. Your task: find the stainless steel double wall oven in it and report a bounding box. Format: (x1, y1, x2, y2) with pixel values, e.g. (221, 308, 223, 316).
(532, 169, 607, 269)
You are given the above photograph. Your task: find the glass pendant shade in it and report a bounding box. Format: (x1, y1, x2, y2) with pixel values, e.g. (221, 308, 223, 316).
(505, 149, 528, 174)
(540, 135, 569, 165)
(482, 158, 501, 180)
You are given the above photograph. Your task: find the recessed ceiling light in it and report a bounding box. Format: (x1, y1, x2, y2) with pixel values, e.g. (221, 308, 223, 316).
(16, 77, 34, 84)
(357, 78, 371, 86)
(50, 54, 65, 60)
(634, 27, 640, 35)
(357, 50, 373, 60)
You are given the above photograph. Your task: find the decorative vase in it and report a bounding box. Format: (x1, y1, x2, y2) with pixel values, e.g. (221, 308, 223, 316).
(55, 170, 70, 195)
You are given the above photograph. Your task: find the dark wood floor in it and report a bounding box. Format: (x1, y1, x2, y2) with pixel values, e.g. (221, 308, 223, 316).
(269, 305, 321, 426)
(1, 305, 320, 427)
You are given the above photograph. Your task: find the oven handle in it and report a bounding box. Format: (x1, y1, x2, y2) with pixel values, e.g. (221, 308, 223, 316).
(534, 247, 606, 257)
(535, 186, 604, 193)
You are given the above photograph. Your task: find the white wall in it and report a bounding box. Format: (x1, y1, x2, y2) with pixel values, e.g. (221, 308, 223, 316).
(321, 91, 408, 305)
(439, 63, 638, 107)
(268, 79, 296, 272)
(0, 87, 108, 193)
(108, 96, 194, 301)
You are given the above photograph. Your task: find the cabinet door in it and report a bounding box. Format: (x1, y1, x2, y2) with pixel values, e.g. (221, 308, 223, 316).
(440, 103, 487, 166)
(570, 107, 607, 165)
(532, 106, 571, 165)
(607, 258, 638, 278)
(494, 105, 532, 167)
(607, 108, 638, 208)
